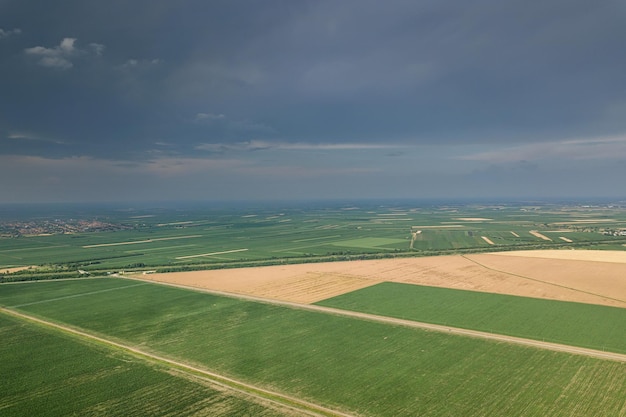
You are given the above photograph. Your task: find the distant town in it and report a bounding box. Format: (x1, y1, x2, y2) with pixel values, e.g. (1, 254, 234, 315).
(0, 219, 131, 237)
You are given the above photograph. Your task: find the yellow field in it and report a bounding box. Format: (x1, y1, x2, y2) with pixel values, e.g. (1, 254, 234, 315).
(142, 250, 626, 307)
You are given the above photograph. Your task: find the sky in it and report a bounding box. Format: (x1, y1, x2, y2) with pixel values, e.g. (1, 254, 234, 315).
(1, 0, 626, 204)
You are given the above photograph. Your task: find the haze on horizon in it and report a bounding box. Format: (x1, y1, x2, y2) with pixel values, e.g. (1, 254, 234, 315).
(1, 1, 625, 204)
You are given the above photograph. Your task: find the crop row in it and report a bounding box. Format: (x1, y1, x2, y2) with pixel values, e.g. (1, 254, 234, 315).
(3, 204, 625, 273)
(0, 313, 291, 417)
(316, 282, 626, 353)
(2, 278, 625, 416)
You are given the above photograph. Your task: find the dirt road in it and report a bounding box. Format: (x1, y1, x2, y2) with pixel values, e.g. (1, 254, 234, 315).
(123, 275, 626, 363)
(0, 307, 354, 417)
(4, 275, 625, 417)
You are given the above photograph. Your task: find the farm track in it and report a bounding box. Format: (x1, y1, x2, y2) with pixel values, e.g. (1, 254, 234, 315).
(122, 275, 626, 363)
(0, 307, 356, 417)
(461, 255, 626, 306)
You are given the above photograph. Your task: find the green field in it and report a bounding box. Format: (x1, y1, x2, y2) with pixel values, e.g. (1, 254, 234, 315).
(2, 201, 626, 415)
(2, 278, 625, 416)
(2, 201, 626, 281)
(0, 313, 293, 417)
(316, 282, 626, 353)
(331, 237, 408, 249)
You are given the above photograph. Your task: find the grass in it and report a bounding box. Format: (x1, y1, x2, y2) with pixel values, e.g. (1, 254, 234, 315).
(331, 237, 408, 249)
(2, 278, 626, 416)
(2, 202, 625, 276)
(0, 312, 293, 417)
(316, 282, 626, 353)
(0, 278, 141, 307)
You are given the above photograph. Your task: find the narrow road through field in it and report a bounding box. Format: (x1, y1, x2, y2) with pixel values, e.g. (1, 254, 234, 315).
(0, 307, 355, 417)
(124, 275, 626, 363)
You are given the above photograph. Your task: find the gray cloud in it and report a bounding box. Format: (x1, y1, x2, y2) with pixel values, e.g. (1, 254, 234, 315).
(458, 135, 626, 163)
(24, 37, 78, 69)
(0, 27, 21, 39)
(23, 37, 106, 70)
(1, 0, 625, 202)
(89, 42, 105, 55)
(194, 140, 400, 154)
(195, 113, 225, 121)
(118, 58, 161, 70)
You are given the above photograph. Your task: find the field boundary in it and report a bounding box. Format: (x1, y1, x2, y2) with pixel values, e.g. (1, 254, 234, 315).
(120, 275, 626, 362)
(0, 307, 355, 417)
(82, 235, 203, 248)
(462, 255, 626, 306)
(175, 248, 249, 259)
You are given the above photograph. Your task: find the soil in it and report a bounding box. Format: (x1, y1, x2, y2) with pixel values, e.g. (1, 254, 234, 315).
(142, 250, 626, 307)
(2, 266, 34, 274)
(529, 231, 552, 241)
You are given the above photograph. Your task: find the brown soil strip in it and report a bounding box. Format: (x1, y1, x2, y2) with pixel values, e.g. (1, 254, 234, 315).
(491, 250, 626, 263)
(529, 231, 552, 241)
(559, 237, 573, 243)
(409, 230, 421, 249)
(1, 266, 34, 274)
(481, 236, 495, 245)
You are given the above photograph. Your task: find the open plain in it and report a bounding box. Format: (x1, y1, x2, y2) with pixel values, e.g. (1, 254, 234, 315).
(142, 249, 626, 307)
(2, 201, 626, 416)
(2, 277, 625, 416)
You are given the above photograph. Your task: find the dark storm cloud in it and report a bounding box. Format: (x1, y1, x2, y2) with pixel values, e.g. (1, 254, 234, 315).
(1, 0, 625, 161)
(0, 0, 626, 201)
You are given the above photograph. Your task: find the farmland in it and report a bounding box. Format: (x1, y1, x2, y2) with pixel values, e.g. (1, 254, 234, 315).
(141, 250, 626, 307)
(2, 200, 626, 416)
(316, 282, 626, 353)
(2, 278, 626, 416)
(0, 313, 296, 417)
(2, 200, 626, 281)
